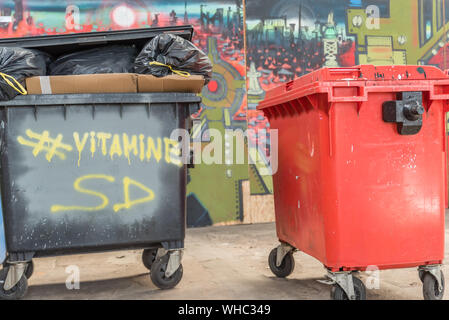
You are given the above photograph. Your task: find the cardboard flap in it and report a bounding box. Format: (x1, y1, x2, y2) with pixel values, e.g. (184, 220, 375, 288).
(137, 74, 205, 93)
(26, 74, 138, 94)
(26, 73, 205, 95)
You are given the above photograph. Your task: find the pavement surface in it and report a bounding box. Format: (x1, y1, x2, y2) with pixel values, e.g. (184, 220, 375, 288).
(25, 217, 449, 300)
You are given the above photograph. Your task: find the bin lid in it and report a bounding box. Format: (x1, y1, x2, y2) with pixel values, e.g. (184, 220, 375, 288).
(0, 25, 194, 57)
(0, 92, 201, 106)
(258, 65, 449, 110)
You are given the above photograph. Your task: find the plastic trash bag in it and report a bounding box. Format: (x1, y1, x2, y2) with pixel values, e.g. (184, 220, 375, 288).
(134, 34, 212, 84)
(49, 45, 137, 76)
(0, 47, 51, 101)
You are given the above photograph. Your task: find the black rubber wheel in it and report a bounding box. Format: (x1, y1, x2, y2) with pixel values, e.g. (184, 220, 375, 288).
(142, 249, 158, 271)
(331, 276, 366, 300)
(423, 271, 445, 300)
(0, 267, 28, 300)
(150, 255, 183, 290)
(24, 261, 34, 279)
(268, 247, 295, 278)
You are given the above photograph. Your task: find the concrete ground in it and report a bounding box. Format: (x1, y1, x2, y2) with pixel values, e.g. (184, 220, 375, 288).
(25, 217, 449, 300)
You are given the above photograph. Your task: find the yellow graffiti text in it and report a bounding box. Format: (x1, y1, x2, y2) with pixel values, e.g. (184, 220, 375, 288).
(17, 129, 73, 162)
(51, 175, 155, 213)
(139, 135, 145, 162)
(90, 131, 96, 157)
(147, 137, 162, 163)
(19, 129, 183, 167)
(113, 177, 155, 212)
(164, 138, 182, 167)
(73, 132, 181, 167)
(73, 132, 89, 167)
(109, 134, 123, 160)
(51, 174, 115, 213)
(96, 132, 112, 156)
(123, 134, 138, 165)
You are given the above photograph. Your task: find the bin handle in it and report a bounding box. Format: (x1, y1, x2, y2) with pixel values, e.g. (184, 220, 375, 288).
(149, 61, 191, 78)
(327, 67, 362, 79)
(0, 72, 27, 95)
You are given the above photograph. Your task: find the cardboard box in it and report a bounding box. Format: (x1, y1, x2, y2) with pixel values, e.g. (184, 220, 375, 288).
(26, 73, 205, 95)
(137, 74, 204, 94)
(26, 74, 137, 94)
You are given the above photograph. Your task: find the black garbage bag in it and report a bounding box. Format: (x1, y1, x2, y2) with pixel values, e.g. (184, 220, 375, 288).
(0, 47, 51, 101)
(134, 34, 212, 84)
(49, 45, 137, 75)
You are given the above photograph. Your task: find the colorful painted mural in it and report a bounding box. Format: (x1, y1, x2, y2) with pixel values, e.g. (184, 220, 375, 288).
(245, 0, 449, 198)
(245, 0, 358, 196)
(0, 0, 448, 227)
(0, 0, 248, 227)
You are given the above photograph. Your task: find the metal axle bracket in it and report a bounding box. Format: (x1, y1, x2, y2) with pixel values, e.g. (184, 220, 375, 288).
(322, 271, 356, 300)
(276, 243, 294, 267)
(156, 248, 183, 278)
(3, 263, 26, 291)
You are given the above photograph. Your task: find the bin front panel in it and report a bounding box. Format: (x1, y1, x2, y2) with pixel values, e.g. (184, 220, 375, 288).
(0, 103, 187, 254)
(332, 93, 445, 269)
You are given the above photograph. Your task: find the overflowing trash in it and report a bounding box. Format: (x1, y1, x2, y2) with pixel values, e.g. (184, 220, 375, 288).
(0, 47, 50, 101)
(134, 34, 212, 83)
(49, 45, 137, 75)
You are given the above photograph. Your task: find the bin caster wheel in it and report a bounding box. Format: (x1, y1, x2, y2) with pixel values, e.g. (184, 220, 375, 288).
(331, 277, 366, 300)
(0, 267, 28, 300)
(24, 261, 34, 279)
(268, 247, 295, 278)
(150, 255, 183, 290)
(423, 271, 445, 300)
(142, 249, 158, 271)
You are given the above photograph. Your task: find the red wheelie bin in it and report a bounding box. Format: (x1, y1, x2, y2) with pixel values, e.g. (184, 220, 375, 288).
(258, 65, 448, 300)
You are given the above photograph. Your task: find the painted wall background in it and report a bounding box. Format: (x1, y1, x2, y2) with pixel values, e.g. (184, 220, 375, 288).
(0, 0, 249, 228)
(0, 0, 447, 227)
(245, 0, 449, 200)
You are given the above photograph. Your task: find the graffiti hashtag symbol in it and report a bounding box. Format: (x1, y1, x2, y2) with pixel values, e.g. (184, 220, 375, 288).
(17, 129, 73, 162)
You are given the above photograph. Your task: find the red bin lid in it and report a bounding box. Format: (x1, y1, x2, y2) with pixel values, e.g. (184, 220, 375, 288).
(258, 65, 449, 110)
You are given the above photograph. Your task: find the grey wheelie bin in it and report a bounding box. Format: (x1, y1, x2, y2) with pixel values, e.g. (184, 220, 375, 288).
(0, 26, 199, 299)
